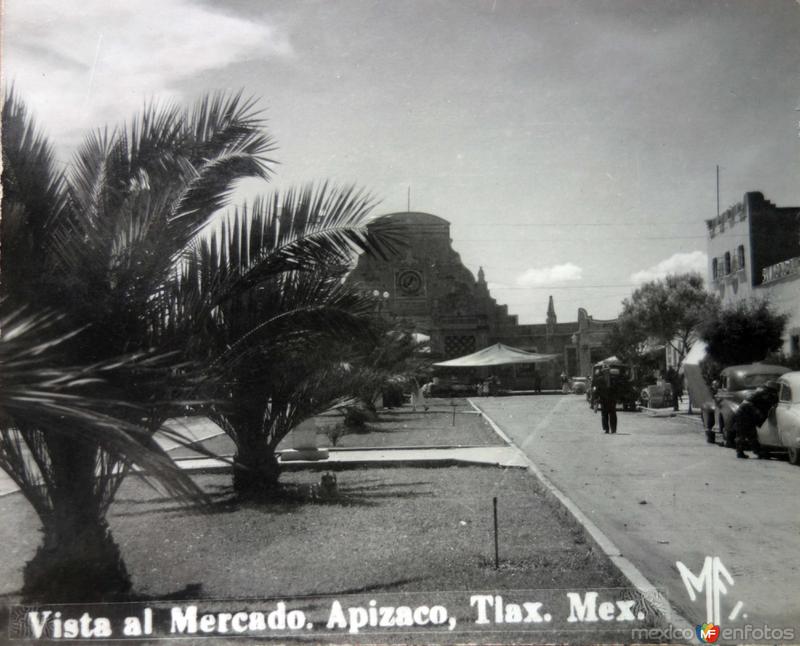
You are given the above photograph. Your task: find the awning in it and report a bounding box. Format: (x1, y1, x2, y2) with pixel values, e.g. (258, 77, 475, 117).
(434, 343, 559, 368)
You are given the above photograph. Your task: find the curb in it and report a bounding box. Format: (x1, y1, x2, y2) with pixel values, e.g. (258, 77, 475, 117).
(178, 458, 527, 474)
(468, 398, 697, 641)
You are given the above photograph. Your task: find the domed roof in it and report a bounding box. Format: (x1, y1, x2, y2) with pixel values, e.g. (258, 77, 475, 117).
(371, 211, 451, 227)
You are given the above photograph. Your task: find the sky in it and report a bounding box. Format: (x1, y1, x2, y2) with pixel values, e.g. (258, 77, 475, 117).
(4, 0, 799, 323)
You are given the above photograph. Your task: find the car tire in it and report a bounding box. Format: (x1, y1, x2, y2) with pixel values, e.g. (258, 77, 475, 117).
(788, 447, 800, 466)
(705, 430, 716, 444)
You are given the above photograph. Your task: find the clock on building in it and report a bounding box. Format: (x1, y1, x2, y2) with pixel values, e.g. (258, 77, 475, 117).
(396, 269, 423, 296)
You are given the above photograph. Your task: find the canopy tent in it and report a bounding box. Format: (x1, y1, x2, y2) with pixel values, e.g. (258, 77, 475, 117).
(433, 343, 559, 368)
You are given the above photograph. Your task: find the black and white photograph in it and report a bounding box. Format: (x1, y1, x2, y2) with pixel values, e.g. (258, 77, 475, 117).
(1, 1, 799, 643)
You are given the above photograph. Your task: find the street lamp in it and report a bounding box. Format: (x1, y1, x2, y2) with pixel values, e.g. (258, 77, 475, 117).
(372, 289, 390, 314)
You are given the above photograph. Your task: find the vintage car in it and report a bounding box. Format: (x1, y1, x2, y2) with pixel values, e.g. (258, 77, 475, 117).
(570, 377, 589, 395)
(428, 379, 477, 398)
(639, 382, 674, 409)
(731, 371, 800, 463)
(590, 359, 639, 411)
(701, 363, 791, 447)
(772, 372, 800, 464)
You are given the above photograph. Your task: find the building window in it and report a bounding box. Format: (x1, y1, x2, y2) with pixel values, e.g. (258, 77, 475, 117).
(712, 258, 719, 280)
(724, 252, 731, 275)
(737, 245, 745, 271)
(444, 335, 475, 359)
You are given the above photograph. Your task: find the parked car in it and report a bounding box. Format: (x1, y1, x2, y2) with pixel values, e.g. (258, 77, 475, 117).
(428, 378, 476, 398)
(570, 377, 589, 395)
(770, 372, 800, 464)
(590, 359, 639, 411)
(701, 363, 791, 447)
(640, 382, 674, 409)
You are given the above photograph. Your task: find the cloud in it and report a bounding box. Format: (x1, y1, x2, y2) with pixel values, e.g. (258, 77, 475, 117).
(4, 0, 292, 149)
(630, 250, 708, 283)
(516, 263, 583, 286)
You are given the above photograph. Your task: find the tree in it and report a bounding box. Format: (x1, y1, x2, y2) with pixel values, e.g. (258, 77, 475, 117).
(698, 299, 787, 366)
(602, 318, 649, 365)
(617, 273, 719, 367)
(342, 320, 431, 414)
(0, 306, 208, 601)
(1, 89, 400, 595)
(1, 90, 276, 600)
(601, 318, 661, 383)
(171, 194, 400, 499)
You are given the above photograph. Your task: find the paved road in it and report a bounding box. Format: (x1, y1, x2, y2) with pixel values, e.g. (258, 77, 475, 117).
(476, 394, 800, 634)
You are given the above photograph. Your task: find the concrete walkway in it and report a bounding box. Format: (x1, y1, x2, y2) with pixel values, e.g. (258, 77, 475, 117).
(0, 413, 526, 497)
(172, 445, 529, 471)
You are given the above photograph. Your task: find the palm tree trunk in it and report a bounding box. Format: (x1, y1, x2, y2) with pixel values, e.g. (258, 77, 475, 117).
(232, 434, 281, 500)
(22, 438, 131, 602)
(23, 513, 131, 603)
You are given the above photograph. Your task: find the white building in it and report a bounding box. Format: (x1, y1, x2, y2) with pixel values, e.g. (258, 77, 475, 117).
(705, 192, 800, 357)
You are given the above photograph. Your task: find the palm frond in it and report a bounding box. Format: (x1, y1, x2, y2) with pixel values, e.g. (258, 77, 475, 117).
(0, 306, 210, 512)
(1, 89, 70, 306)
(193, 183, 404, 306)
(166, 92, 278, 243)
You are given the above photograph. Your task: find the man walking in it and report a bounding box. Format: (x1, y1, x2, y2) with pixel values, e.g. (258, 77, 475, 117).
(596, 365, 618, 434)
(731, 381, 780, 458)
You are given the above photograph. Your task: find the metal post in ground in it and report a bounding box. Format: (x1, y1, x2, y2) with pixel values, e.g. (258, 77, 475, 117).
(493, 496, 499, 569)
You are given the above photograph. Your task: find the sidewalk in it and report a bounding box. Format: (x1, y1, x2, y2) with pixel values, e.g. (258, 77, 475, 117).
(174, 445, 529, 472)
(0, 412, 525, 497)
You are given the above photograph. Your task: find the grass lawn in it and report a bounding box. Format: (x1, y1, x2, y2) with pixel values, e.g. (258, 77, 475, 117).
(330, 404, 504, 449)
(0, 464, 665, 643)
(169, 399, 504, 460)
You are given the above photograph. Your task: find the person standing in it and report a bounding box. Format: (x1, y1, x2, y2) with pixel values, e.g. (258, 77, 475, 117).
(533, 370, 542, 393)
(410, 378, 429, 412)
(731, 381, 779, 458)
(596, 366, 618, 434)
(666, 366, 682, 412)
(560, 371, 569, 394)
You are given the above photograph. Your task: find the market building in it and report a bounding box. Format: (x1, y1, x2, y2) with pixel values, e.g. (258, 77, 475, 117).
(346, 211, 617, 387)
(705, 191, 800, 356)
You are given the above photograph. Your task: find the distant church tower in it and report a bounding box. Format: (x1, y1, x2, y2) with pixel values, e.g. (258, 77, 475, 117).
(545, 295, 557, 352)
(546, 295, 557, 333)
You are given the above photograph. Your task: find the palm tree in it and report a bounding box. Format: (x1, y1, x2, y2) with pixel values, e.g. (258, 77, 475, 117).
(171, 190, 402, 498)
(1, 89, 275, 600)
(2, 88, 402, 596)
(343, 320, 432, 415)
(0, 305, 208, 601)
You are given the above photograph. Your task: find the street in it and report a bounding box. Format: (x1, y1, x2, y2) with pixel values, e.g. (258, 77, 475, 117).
(476, 394, 800, 633)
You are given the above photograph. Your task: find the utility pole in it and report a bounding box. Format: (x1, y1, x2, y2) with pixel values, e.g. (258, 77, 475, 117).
(716, 165, 720, 217)
(407, 185, 411, 212)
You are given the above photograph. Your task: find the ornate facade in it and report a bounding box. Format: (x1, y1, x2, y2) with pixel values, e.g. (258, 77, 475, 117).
(347, 211, 617, 386)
